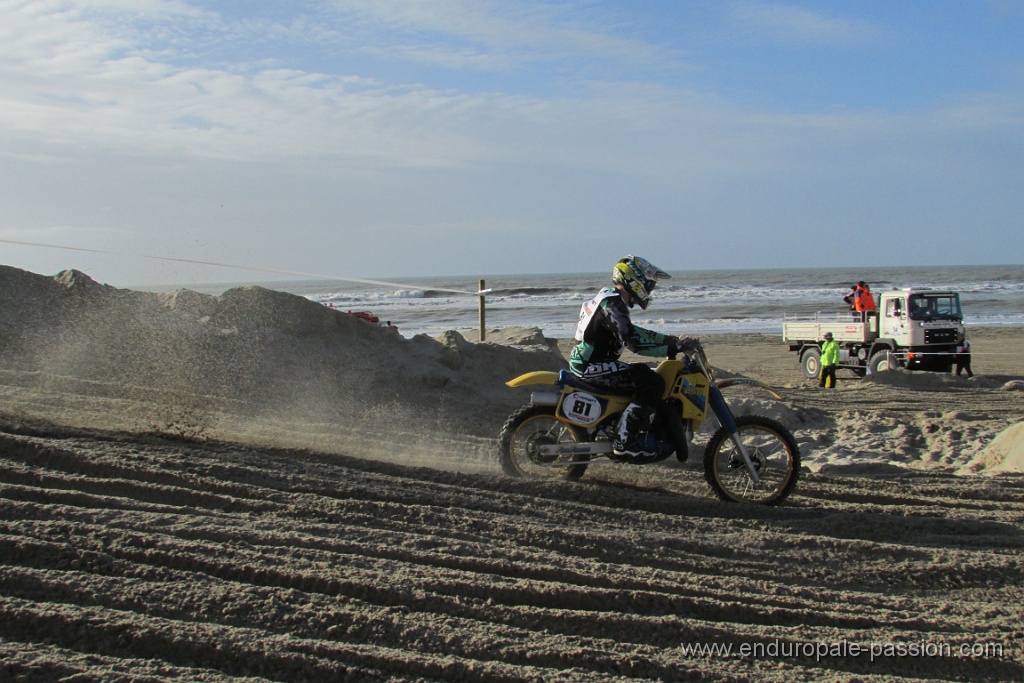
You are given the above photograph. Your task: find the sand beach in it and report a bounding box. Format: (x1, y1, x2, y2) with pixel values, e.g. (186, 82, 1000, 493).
(1, 265, 1023, 681)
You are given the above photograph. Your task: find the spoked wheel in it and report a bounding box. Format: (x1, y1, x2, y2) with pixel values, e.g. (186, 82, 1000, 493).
(498, 405, 590, 480)
(703, 415, 800, 505)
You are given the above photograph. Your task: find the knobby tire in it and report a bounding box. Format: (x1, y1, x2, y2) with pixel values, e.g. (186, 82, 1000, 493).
(703, 415, 800, 505)
(498, 404, 590, 480)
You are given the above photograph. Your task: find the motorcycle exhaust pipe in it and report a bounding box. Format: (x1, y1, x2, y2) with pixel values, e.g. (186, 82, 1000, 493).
(537, 442, 613, 457)
(530, 392, 559, 406)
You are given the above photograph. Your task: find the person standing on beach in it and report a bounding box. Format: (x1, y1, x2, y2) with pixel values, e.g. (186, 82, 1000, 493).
(956, 333, 973, 377)
(819, 332, 839, 388)
(570, 255, 695, 459)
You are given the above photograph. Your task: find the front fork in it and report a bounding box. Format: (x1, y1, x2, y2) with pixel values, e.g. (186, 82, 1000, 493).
(708, 385, 762, 485)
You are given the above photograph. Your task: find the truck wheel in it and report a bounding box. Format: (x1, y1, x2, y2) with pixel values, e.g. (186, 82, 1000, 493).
(868, 350, 893, 374)
(801, 348, 821, 379)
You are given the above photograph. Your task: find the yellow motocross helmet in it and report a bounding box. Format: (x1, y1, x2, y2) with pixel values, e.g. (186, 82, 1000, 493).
(612, 255, 671, 309)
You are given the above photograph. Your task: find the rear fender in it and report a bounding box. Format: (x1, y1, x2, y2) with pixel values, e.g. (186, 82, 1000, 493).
(506, 371, 560, 387)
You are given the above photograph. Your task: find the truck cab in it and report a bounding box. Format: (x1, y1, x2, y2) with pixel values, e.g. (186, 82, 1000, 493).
(876, 289, 963, 371)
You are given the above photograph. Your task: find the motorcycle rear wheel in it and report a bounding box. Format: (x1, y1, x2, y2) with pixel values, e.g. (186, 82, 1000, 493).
(498, 405, 590, 480)
(703, 415, 800, 505)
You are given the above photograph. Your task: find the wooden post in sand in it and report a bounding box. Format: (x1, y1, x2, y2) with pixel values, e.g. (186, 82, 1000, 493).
(478, 279, 486, 342)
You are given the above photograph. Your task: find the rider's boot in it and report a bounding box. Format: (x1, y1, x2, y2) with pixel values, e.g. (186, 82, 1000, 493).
(612, 402, 654, 459)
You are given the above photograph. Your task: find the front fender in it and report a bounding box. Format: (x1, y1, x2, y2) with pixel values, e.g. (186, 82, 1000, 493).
(717, 378, 784, 400)
(506, 371, 560, 388)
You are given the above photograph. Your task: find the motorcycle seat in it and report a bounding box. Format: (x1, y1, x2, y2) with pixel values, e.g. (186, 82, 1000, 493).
(558, 370, 633, 396)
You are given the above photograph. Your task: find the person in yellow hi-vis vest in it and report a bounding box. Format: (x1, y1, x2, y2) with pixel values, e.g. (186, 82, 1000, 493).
(819, 332, 839, 388)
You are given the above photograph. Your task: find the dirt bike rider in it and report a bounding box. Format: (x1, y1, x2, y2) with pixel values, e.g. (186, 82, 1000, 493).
(570, 255, 697, 459)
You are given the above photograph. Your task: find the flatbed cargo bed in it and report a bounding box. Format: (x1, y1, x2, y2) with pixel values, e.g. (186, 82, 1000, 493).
(782, 312, 877, 345)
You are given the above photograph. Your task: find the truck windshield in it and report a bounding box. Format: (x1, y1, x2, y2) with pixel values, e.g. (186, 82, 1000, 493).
(907, 294, 962, 322)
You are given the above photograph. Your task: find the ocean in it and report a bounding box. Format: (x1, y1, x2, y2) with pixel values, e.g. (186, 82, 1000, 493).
(195, 264, 1023, 339)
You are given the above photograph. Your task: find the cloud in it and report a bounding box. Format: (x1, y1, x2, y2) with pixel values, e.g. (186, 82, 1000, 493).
(728, 1, 886, 47)
(322, 0, 665, 71)
(0, 3, 675, 174)
(0, 1, 642, 168)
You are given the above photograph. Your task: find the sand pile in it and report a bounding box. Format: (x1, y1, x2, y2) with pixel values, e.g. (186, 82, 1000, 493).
(865, 367, 1024, 393)
(964, 421, 1024, 473)
(0, 265, 564, 443)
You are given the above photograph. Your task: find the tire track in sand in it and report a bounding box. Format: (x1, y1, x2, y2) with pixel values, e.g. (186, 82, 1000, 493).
(2, 428, 1022, 681)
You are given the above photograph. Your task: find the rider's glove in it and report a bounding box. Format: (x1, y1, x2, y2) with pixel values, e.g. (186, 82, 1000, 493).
(676, 337, 699, 355)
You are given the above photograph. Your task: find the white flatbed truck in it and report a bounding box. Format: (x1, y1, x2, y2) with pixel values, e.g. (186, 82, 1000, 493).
(782, 288, 965, 378)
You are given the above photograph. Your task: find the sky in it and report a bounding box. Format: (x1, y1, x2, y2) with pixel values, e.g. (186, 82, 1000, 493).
(1, 0, 1022, 287)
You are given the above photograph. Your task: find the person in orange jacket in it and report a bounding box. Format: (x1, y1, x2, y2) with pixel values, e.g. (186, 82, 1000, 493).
(854, 281, 876, 317)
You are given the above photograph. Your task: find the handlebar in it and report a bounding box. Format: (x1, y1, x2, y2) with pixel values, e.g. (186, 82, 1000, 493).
(674, 338, 715, 382)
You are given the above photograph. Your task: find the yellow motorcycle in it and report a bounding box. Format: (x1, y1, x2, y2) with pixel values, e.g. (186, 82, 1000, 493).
(498, 341, 800, 505)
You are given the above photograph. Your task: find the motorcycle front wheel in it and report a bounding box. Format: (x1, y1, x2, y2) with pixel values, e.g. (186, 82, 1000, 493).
(703, 415, 800, 505)
(498, 405, 590, 480)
